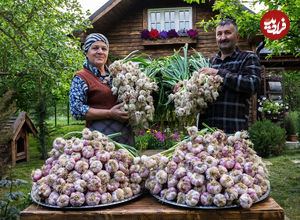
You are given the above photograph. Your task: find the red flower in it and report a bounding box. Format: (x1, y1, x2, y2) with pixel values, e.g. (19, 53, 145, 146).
(149, 29, 159, 39)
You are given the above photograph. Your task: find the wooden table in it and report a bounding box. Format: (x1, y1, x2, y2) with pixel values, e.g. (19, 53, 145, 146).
(20, 194, 284, 220)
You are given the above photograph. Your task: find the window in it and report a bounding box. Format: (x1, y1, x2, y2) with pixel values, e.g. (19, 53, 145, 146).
(148, 7, 192, 31)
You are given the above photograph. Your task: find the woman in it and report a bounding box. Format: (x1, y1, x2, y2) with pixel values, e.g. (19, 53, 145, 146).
(69, 33, 135, 146)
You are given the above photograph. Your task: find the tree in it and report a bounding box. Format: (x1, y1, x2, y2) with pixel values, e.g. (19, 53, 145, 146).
(184, 0, 300, 57)
(0, 0, 91, 159)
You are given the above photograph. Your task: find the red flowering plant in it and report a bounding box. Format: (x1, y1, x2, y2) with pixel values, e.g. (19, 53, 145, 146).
(187, 29, 198, 39)
(149, 29, 160, 40)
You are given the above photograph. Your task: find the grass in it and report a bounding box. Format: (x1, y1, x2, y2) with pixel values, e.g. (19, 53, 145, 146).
(0, 123, 299, 219)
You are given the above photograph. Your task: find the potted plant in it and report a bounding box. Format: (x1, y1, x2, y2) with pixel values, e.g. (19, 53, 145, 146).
(284, 111, 299, 142)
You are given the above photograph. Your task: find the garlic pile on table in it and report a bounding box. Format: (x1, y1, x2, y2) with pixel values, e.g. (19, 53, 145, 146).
(140, 127, 270, 209)
(109, 60, 158, 128)
(169, 72, 223, 119)
(31, 128, 143, 207)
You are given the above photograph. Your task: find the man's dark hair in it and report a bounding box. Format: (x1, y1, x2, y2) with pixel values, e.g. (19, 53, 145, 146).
(217, 19, 239, 33)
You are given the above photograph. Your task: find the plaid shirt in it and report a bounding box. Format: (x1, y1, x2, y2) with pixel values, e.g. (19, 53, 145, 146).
(199, 47, 261, 133)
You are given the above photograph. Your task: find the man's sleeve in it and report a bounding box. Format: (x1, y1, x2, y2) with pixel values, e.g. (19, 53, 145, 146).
(217, 53, 261, 94)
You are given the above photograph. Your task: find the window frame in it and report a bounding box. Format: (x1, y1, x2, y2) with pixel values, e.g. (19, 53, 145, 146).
(147, 7, 193, 32)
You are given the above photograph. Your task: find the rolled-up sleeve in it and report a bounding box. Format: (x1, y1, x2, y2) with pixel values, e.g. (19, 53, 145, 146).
(69, 76, 90, 120)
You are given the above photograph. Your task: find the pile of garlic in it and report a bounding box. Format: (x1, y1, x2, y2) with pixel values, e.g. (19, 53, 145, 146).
(109, 60, 158, 128)
(140, 127, 270, 208)
(169, 72, 223, 119)
(31, 128, 143, 207)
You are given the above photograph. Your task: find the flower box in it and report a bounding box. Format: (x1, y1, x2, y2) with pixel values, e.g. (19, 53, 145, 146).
(142, 37, 197, 46)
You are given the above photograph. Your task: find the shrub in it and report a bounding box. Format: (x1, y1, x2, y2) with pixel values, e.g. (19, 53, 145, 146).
(249, 120, 286, 157)
(285, 111, 299, 135)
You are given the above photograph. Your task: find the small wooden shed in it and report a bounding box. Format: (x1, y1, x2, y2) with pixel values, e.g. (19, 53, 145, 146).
(0, 112, 37, 166)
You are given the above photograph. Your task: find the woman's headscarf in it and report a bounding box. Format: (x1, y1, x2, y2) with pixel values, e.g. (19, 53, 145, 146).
(84, 33, 109, 54)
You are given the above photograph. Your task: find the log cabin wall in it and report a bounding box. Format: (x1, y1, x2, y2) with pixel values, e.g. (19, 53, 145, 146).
(91, 0, 253, 60)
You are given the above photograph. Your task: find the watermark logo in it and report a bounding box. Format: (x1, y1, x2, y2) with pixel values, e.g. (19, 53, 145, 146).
(260, 10, 290, 40)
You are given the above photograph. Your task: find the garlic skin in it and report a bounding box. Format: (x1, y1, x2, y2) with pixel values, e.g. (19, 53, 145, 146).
(70, 192, 85, 207)
(112, 188, 125, 202)
(185, 189, 200, 206)
(56, 194, 70, 207)
(31, 169, 43, 182)
(239, 193, 253, 209)
(46, 191, 59, 205)
(200, 192, 213, 206)
(213, 193, 227, 207)
(85, 191, 101, 206)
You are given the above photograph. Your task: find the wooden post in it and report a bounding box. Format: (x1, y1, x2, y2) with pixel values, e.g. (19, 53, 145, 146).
(25, 132, 29, 162)
(11, 141, 16, 166)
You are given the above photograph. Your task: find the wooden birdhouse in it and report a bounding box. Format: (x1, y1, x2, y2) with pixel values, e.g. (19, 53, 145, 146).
(0, 112, 37, 167)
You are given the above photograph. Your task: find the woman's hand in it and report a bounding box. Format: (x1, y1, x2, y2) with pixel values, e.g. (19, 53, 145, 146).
(173, 81, 184, 93)
(110, 103, 129, 123)
(198, 67, 218, 75)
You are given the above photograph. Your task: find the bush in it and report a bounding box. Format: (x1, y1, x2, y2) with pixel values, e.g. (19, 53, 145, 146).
(249, 120, 286, 157)
(285, 111, 299, 135)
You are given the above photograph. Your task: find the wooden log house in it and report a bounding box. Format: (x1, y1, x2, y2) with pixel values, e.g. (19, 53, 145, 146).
(0, 112, 37, 167)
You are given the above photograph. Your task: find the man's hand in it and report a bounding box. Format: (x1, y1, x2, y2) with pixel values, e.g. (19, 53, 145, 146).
(110, 103, 129, 123)
(198, 67, 218, 76)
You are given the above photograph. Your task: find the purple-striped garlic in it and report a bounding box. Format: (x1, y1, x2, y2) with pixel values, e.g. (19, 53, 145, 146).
(241, 174, 254, 187)
(174, 167, 187, 179)
(229, 169, 243, 183)
(96, 150, 110, 163)
(67, 171, 81, 183)
(46, 174, 57, 186)
(143, 157, 157, 170)
(62, 183, 75, 196)
(165, 161, 178, 174)
(205, 156, 219, 168)
(253, 184, 263, 198)
(71, 152, 81, 161)
(38, 184, 51, 198)
(205, 166, 220, 180)
(177, 192, 186, 204)
(213, 193, 226, 207)
(193, 161, 207, 174)
(74, 179, 87, 193)
(190, 173, 205, 187)
(146, 179, 162, 195)
(114, 170, 126, 182)
(130, 172, 142, 184)
(46, 157, 54, 165)
(89, 160, 103, 173)
(82, 128, 93, 140)
(219, 157, 235, 170)
(123, 187, 133, 199)
(48, 148, 61, 159)
(107, 178, 120, 192)
(53, 177, 66, 193)
(260, 179, 270, 194)
(70, 192, 85, 207)
(85, 191, 101, 206)
(247, 188, 259, 202)
(218, 165, 228, 176)
(207, 180, 222, 194)
(82, 145, 95, 159)
(56, 194, 70, 207)
(129, 183, 141, 195)
(200, 192, 213, 206)
(221, 145, 234, 157)
(97, 170, 110, 184)
(234, 182, 248, 195)
(105, 159, 119, 173)
(138, 165, 149, 178)
(177, 176, 192, 194)
(112, 188, 125, 202)
(101, 192, 113, 204)
(41, 164, 51, 177)
(46, 191, 59, 205)
(53, 137, 66, 150)
(105, 142, 115, 152)
(189, 143, 204, 154)
(155, 170, 168, 185)
(74, 160, 89, 174)
(72, 139, 83, 152)
(234, 162, 243, 170)
(81, 170, 94, 181)
(163, 187, 177, 201)
(185, 189, 200, 206)
(193, 185, 206, 194)
(244, 162, 255, 177)
(65, 158, 76, 171)
(224, 187, 239, 201)
(167, 174, 178, 188)
(31, 169, 43, 182)
(172, 149, 185, 163)
(87, 176, 101, 191)
(239, 193, 253, 209)
(56, 167, 68, 179)
(220, 174, 234, 188)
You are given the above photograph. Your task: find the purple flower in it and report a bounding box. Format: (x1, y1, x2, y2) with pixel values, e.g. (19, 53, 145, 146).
(187, 29, 198, 39)
(177, 29, 188, 37)
(141, 29, 150, 39)
(169, 132, 180, 141)
(154, 131, 165, 143)
(167, 29, 178, 38)
(159, 31, 168, 39)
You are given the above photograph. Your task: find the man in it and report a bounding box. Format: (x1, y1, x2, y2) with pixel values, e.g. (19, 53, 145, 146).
(198, 19, 261, 133)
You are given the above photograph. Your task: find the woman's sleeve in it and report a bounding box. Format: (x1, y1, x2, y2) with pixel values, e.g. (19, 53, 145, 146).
(69, 76, 90, 120)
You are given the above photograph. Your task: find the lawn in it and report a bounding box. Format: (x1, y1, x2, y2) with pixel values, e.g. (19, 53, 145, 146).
(0, 123, 299, 219)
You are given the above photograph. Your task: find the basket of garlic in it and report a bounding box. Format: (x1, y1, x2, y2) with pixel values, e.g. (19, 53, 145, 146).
(140, 125, 270, 209)
(30, 128, 144, 209)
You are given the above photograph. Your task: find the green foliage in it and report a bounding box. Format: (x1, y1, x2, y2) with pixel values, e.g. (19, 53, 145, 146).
(0, 174, 28, 219)
(197, 0, 300, 57)
(249, 120, 286, 157)
(285, 111, 299, 135)
(285, 71, 300, 111)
